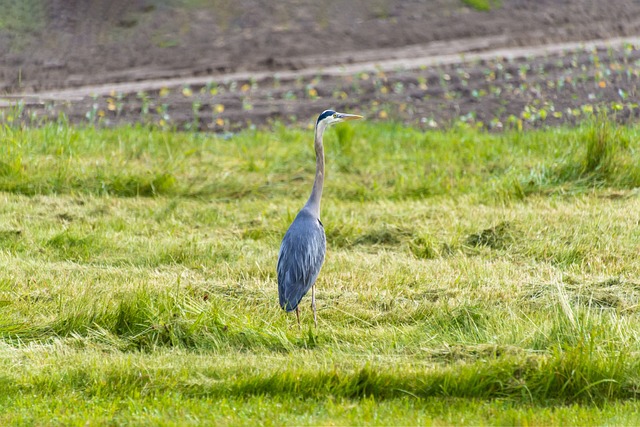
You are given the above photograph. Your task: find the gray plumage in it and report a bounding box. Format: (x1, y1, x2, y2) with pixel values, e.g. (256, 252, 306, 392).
(277, 208, 326, 312)
(277, 109, 363, 327)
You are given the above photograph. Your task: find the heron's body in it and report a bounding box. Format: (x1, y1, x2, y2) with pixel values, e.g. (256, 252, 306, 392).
(277, 208, 325, 312)
(277, 109, 362, 327)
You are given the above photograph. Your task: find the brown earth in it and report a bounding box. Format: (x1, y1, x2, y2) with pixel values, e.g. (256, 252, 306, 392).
(2, 0, 640, 130)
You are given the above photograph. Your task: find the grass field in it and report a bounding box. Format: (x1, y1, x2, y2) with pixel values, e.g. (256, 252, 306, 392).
(1, 118, 640, 425)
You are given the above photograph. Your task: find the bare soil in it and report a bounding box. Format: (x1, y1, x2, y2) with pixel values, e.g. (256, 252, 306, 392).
(3, 0, 640, 130)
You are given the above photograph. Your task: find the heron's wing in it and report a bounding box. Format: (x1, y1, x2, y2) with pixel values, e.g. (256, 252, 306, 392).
(277, 214, 326, 312)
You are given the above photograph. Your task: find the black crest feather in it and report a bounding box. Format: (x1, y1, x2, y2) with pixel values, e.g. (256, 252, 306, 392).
(316, 110, 335, 124)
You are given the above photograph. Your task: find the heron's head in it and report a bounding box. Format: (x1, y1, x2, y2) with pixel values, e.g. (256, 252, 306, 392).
(316, 110, 363, 128)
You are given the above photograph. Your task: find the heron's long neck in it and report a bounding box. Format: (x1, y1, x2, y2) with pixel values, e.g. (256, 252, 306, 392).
(304, 124, 325, 218)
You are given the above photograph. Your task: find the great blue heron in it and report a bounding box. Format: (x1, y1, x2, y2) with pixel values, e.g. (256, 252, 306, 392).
(277, 109, 363, 327)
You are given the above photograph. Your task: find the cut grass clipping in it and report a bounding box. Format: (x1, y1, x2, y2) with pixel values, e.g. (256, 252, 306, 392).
(0, 117, 639, 424)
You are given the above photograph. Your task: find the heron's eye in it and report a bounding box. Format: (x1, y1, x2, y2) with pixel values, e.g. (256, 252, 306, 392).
(333, 113, 338, 118)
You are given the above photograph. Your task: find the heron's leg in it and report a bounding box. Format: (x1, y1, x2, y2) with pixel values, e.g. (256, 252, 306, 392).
(311, 285, 317, 328)
(295, 306, 301, 328)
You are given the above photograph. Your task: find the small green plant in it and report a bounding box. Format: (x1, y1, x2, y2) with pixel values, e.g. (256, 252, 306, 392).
(137, 91, 151, 117)
(461, 0, 501, 12)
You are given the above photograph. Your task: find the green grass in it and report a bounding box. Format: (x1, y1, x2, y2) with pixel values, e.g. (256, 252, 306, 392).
(2, 117, 639, 200)
(0, 0, 45, 55)
(0, 0, 45, 33)
(461, 0, 501, 11)
(1, 119, 640, 424)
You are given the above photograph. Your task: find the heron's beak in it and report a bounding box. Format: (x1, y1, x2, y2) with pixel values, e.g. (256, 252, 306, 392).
(338, 113, 364, 121)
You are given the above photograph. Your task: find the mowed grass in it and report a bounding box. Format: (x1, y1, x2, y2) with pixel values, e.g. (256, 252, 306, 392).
(1, 119, 640, 425)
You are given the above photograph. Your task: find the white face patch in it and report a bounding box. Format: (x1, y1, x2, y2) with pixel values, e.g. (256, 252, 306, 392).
(325, 115, 341, 125)
(317, 110, 343, 128)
